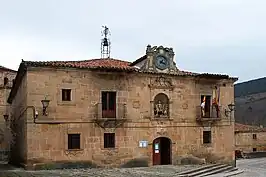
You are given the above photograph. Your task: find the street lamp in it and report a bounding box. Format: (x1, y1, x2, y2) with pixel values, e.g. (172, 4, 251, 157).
(3, 114, 9, 122)
(225, 103, 235, 117)
(41, 95, 50, 116)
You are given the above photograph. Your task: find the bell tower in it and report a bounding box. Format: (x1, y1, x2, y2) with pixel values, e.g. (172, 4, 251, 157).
(101, 26, 111, 58)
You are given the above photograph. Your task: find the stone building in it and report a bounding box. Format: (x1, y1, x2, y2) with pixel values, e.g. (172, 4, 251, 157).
(0, 66, 16, 160)
(7, 45, 237, 167)
(235, 123, 266, 153)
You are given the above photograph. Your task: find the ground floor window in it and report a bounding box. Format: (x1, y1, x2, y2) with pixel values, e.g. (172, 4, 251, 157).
(253, 134, 257, 139)
(253, 148, 257, 152)
(203, 131, 211, 144)
(68, 134, 81, 149)
(104, 133, 115, 148)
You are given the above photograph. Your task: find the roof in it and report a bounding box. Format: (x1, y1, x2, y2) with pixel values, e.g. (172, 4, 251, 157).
(23, 58, 135, 71)
(7, 57, 238, 104)
(235, 123, 266, 133)
(0, 65, 16, 72)
(234, 77, 266, 97)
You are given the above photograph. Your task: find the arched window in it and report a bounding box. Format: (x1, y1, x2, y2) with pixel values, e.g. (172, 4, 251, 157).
(154, 93, 169, 118)
(4, 77, 8, 86)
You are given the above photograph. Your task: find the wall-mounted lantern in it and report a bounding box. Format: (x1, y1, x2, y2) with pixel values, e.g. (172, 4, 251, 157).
(3, 114, 9, 122)
(225, 103, 235, 117)
(41, 95, 50, 116)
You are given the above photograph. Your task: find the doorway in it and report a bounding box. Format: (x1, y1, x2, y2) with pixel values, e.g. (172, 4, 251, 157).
(152, 137, 171, 165)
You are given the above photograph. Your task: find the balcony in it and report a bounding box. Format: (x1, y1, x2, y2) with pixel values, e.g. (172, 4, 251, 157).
(196, 105, 222, 122)
(93, 103, 127, 129)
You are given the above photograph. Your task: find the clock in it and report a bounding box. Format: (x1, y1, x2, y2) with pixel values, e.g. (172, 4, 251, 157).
(155, 55, 169, 70)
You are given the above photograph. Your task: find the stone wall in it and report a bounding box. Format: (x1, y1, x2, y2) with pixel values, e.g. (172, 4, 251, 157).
(235, 131, 266, 152)
(9, 73, 27, 165)
(0, 69, 16, 161)
(12, 67, 236, 167)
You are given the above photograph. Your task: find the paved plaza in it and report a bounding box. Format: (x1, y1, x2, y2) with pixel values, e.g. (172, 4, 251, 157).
(0, 164, 199, 177)
(1, 158, 266, 176)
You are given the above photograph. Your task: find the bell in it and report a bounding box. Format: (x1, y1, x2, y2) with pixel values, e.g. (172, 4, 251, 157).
(103, 38, 109, 46)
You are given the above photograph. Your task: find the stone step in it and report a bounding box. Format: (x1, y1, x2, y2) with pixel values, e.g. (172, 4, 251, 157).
(177, 164, 221, 176)
(223, 169, 245, 177)
(195, 165, 234, 177)
(177, 164, 233, 177)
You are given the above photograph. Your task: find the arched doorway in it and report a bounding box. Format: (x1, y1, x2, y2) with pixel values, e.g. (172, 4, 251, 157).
(152, 137, 172, 165)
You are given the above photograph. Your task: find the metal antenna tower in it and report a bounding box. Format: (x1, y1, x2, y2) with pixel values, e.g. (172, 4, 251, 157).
(101, 26, 111, 58)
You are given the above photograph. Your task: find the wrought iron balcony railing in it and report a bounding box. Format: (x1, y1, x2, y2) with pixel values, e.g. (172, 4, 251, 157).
(94, 103, 127, 119)
(196, 105, 222, 121)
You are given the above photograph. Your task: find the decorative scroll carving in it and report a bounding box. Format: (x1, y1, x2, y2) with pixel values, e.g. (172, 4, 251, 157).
(156, 128, 168, 136)
(149, 76, 174, 89)
(64, 150, 84, 156)
(94, 119, 126, 130)
(154, 93, 169, 118)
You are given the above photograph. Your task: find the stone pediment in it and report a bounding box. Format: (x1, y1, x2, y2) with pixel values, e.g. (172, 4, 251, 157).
(130, 45, 178, 74)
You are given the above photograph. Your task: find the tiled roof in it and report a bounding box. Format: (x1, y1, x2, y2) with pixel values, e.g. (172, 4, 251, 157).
(7, 57, 237, 104)
(24, 58, 136, 71)
(24, 58, 232, 78)
(0, 65, 16, 72)
(235, 123, 266, 132)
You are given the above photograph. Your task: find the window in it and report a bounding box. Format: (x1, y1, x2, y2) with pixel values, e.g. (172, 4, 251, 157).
(102, 91, 116, 118)
(203, 131, 211, 144)
(62, 89, 71, 101)
(201, 95, 211, 118)
(68, 134, 80, 150)
(4, 77, 8, 86)
(253, 148, 257, 152)
(253, 134, 257, 140)
(104, 133, 115, 148)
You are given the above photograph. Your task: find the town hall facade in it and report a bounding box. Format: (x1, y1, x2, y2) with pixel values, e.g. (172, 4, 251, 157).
(7, 45, 237, 167)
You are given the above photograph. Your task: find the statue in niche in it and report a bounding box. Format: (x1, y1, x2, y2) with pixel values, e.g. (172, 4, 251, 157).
(154, 93, 169, 118)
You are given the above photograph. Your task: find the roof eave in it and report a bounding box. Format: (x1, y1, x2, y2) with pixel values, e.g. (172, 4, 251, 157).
(7, 62, 27, 104)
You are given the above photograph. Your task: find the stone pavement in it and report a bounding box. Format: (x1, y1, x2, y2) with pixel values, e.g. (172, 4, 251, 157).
(0, 164, 201, 177)
(208, 158, 266, 177)
(234, 158, 266, 177)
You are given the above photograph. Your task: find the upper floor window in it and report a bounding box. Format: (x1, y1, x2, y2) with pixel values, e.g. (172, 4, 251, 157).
(154, 93, 169, 118)
(4, 77, 8, 86)
(62, 89, 71, 101)
(101, 91, 116, 118)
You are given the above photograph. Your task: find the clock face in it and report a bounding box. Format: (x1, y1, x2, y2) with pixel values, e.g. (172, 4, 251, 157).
(155, 56, 169, 70)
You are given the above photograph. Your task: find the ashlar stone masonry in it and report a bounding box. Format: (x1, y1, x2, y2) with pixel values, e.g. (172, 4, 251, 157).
(7, 45, 238, 168)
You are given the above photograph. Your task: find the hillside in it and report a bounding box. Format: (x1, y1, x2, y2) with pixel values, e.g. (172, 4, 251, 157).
(234, 77, 266, 97)
(234, 77, 266, 126)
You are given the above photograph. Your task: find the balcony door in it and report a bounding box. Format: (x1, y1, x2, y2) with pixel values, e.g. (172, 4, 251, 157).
(201, 95, 211, 118)
(102, 91, 116, 118)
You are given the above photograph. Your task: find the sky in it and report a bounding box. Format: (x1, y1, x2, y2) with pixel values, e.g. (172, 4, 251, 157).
(0, 0, 266, 83)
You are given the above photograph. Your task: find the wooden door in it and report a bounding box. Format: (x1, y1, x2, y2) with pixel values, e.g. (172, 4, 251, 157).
(153, 138, 161, 165)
